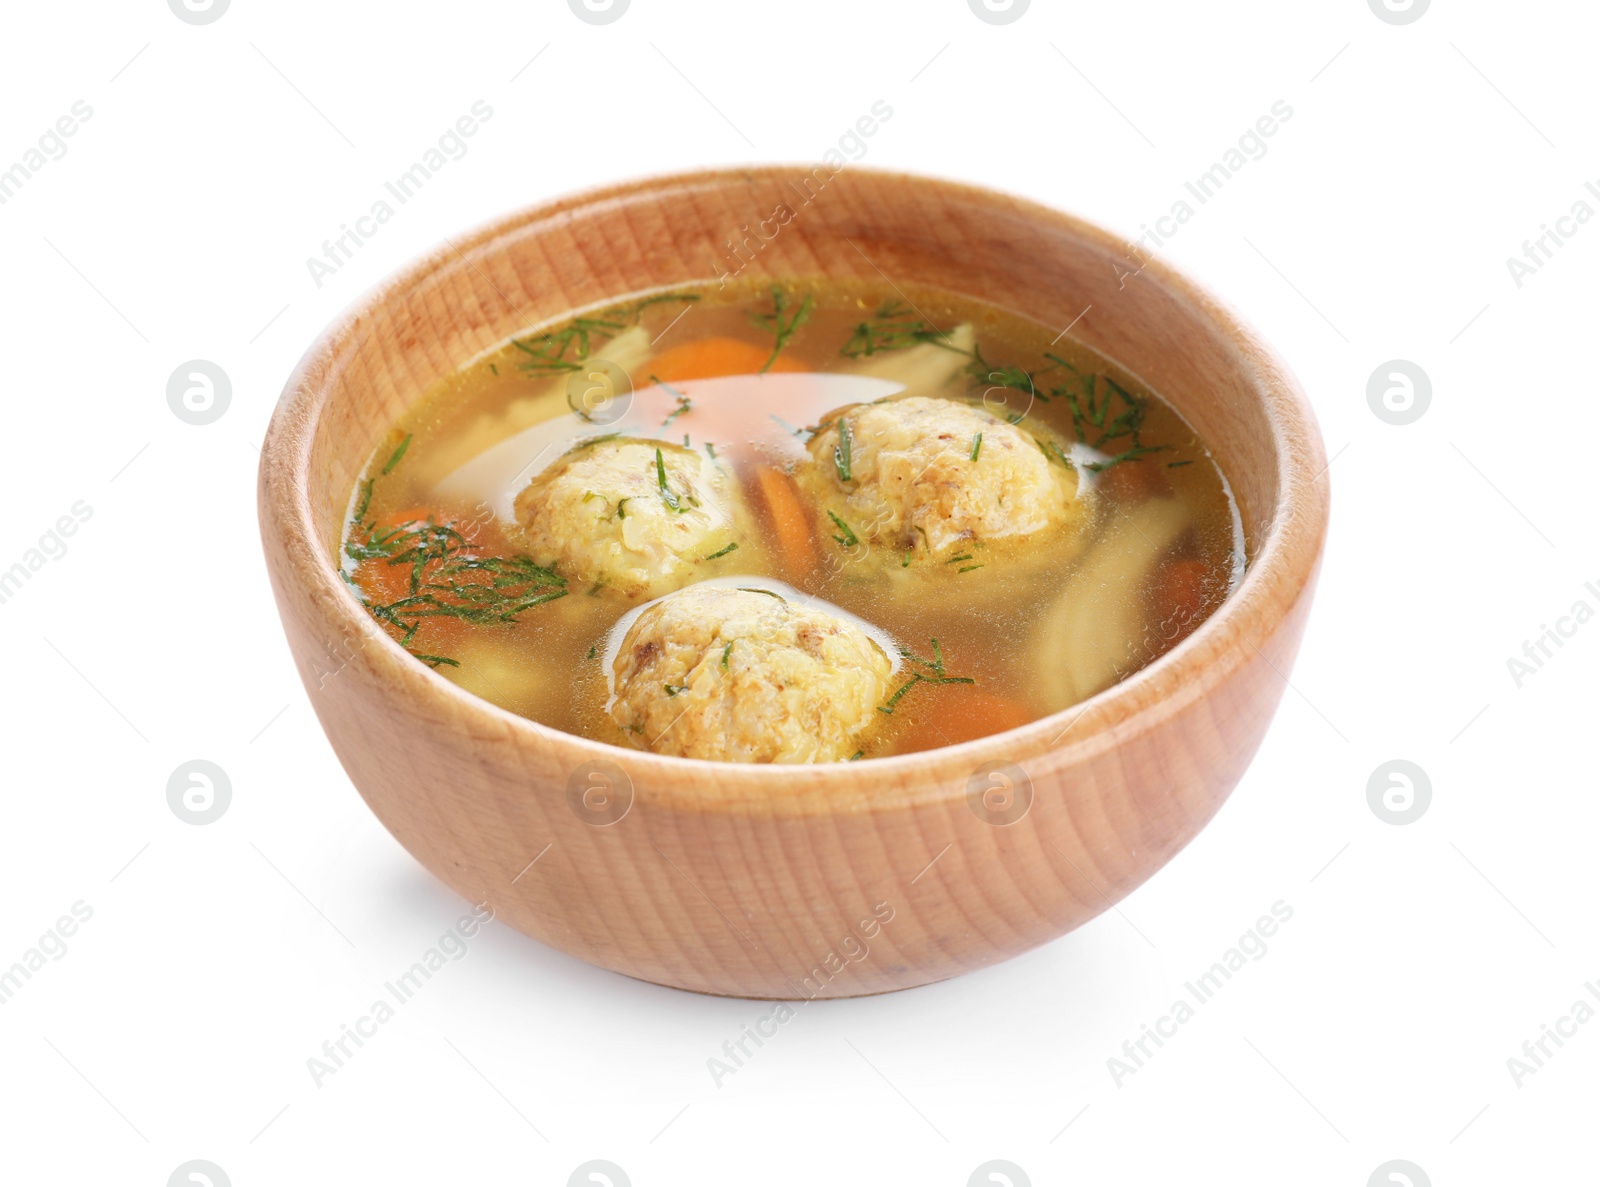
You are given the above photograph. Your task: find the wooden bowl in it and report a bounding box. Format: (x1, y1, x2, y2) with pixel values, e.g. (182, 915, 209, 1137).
(259, 167, 1329, 998)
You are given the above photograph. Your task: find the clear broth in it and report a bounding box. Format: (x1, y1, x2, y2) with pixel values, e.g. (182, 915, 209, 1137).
(340, 278, 1246, 759)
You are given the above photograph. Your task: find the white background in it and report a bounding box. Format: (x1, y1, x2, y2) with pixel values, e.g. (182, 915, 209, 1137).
(1, 1, 1595, 1183)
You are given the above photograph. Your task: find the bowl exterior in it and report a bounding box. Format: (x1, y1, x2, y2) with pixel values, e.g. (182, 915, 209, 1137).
(267, 565, 1317, 998)
(260, 167, 1329, 998)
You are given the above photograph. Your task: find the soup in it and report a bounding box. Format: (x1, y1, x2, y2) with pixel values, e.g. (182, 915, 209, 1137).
(339, 279, 1245, 762)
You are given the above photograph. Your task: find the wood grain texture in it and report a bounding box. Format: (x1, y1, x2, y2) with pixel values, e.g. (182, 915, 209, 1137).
(258, 167, 1330, 998)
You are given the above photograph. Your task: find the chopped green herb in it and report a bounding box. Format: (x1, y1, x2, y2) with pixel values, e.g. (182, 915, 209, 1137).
(1053, 370, 1161, 463)
(721, 640, 733, 669)
(664, 684, 684, 697)
(902, 550, 912, 568)
(654, 375, 694, 427)
(826, 510, 859, 548)
(839, 300, 956, 358)
(970, 432, 982, 462)
(565, 432, 621, 455)
(1168, 459, 1194, 468)
(848, 750, 865, 761)
(654, 447, 686, 513)
(967, 346, 1038, 402)
(381, 434, 412, 475)
(703, 541, 740, 561)
(834, 418, 854, 483)
(344, 506, 568, 658)
(615, 497, 631, 519)
(611, 291, 701, 323)
(877, 638, 976, 714)
(1087, 443, 1169, 472)
(1037, 438, 1075, 470)
(1093, 380, 1144, 448)
(511, 315, 626, 375)
(737, 587, 784, 600)
(353, 478, 375, 523)
(877, 677, 921, 714)
(958, 565, 983, 573)
(410, 652, 460, 669)
(587, 582, 605, 597)
(512, 296, 695, 380)
(747, 286, 814, 373)
(587, 644, 598, 660)
(947, 554, 973, 564)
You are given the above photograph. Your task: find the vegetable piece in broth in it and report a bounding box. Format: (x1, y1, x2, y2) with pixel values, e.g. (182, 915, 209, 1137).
(340, 276, 1244, 760)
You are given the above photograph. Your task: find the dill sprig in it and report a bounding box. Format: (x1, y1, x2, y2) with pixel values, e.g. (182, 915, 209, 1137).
(826, 510, 859, 548)
(507, 292, 698, 377)
(347, 428, 567, 661)
(511, 316, 626, 375)
(409, 652, 460, 669)
(565, 432, 620, 456)
(877, 638, 975, 714)
(381, 433, 412, 475)
(655, 448, 679, 511)
(1056, 371, 1135, 446)
(839, 300, 956, 358)
(967, 345, 1039, 403)
(831, 302, 1170, 473)
(1086, 443, 1169, 472)
(654, 375, 693, 427)
(653, 447, 698, 513)
(834, 418, 854, 483)
(747, 285, 814, 373)
(346, 515, 568, 648)
(614, 291, 700, 322)
(1036, 437, 1075, 471)
(1040, 364, 1171, 471)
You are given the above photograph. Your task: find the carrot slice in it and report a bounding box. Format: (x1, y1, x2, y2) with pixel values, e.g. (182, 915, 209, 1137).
(891, 686, 1036, 753)
(1096, 456, 1171, 503)
(1159, 558, 1209, 620)
(753, 467, 815, 583)
(352, 506, 490, 649)
(647, 337, 805, 383)
(352, 507, 439, 605)
(1150, 557, 1210, 655)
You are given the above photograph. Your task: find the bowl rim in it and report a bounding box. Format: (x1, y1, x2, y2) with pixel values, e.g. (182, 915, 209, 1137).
(261, 164, 1330, 816)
